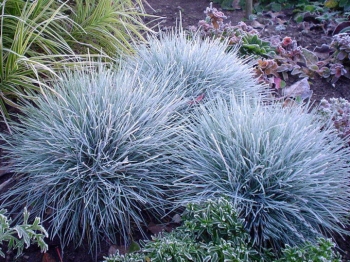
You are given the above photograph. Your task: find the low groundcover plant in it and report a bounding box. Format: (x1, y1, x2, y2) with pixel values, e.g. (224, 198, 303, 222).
(104, 197, 342, 262)
(171, 96, 350, 250)
(0, 65, 185, 252)
(104, 197, 263, 262)
(0, 208, 48, 258)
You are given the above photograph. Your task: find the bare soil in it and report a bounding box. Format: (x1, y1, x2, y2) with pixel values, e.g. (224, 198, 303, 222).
(1, 0, 350, 261)
(143, 0, 350, 104)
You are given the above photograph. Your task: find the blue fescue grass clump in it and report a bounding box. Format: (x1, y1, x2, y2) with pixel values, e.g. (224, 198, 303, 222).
(123, 29, 270, 106)
(172, 96, 350, 249)
(0, 65, 185, 251)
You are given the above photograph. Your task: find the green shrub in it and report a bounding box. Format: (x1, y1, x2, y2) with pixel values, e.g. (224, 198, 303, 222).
(104, 197, 263, 262)
(123, 29, 269, 108)
(276, 238, 341, 262)
(171, 96, 350, 249)
(104, 198, 342, 262)
(252, 0, 324, 12)
(0, 208, 48, 258)
(177, 198, 263, 261)
(212, 0, 237, 10)
(0, 65, 184, 252)
(181, 198, 250, 246)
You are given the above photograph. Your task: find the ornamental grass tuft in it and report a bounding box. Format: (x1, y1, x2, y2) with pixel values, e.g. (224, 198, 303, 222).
(173, 96, 350, 249)
(123, 29, 269, 106)
(0, 65, 184, 251)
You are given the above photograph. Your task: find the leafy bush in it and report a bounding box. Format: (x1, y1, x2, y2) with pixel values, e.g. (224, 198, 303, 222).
(177, 198, 263, 261)
(171, 96, 350, 249)
(324, 0, 350, 12)
(0, 65, 184, 252)
(0, 208, 48, 258)
(318, 97, 350, 144)
(331, 33, 350, 63)
(104, 198, 342, 262)
(276, 238, 341, 262)
(123, 29, 269, 108)
(104, 197, 264, 262)
(239, 34, 275, 58)
(193, 4, 275, 58)
(252, 0, 324, 12)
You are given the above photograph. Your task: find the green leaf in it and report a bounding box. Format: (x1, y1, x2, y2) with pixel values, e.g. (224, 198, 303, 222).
(339, 0, 350, 7)
(301, 47, 319, 66)
(294, 14, 304, 23)
(271, 3, 282, 11)
(128, 241, 141, 253)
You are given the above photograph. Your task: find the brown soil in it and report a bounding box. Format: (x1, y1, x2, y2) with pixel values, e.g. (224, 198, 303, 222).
(143, 0, 350, 104)
(1, 0, 350, 261)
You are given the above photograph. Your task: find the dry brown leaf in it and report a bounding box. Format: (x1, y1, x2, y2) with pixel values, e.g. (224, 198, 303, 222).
(282, 78, 313, 100)
(251, 20, 264, 29)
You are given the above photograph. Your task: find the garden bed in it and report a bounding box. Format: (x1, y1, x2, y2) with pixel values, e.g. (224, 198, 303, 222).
(1, 0, 350, 261)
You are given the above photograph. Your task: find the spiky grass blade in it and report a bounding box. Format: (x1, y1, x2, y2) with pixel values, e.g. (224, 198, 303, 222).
(67, 0, 152, 56)
(0, 0, 78, 128)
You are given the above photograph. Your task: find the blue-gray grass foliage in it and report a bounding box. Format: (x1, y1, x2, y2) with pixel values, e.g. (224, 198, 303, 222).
(0, 65, 185, 251)
(123, 30, 270, 106)
(172, 96, 350, 249)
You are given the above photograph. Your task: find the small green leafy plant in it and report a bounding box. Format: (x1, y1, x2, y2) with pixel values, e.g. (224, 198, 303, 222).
(104, 198, 343, 262)
(318, 97, 350, 144)
(194, 4, 275, 58)
(240, 34, 276, 57)
(276, 238, 341, 262)
(325, 0, 350, 12)
(293, 1, 331, 23)
(253, 0, 324, 12)
(0, 208, 48, 258)
(104, 198, 266, 262)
